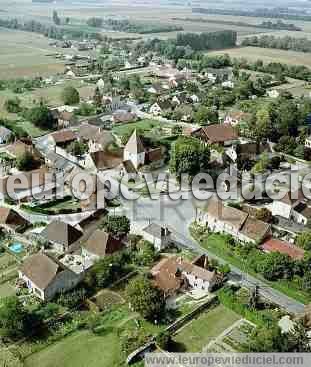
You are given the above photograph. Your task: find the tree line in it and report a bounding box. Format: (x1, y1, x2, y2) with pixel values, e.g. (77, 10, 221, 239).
(172, 18, 301, 32)
(242, 34, 311, 53)
(192, 7, 311, 22)
(86, 17, 183, 34)
(0, 17, 99, 40)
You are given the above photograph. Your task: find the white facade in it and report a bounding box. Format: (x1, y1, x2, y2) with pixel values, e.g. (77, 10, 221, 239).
(143, 231, 171, 252)
(123, 149, 145, 169)
(18, 269, 81, 301)
(182, 271, 214, 292)
(150, 103, 162, 116)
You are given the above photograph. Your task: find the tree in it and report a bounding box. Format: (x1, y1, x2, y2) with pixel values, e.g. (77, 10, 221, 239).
(126, 275, 165, 320)
(0, 296, 28, 339)
(4, 97, 21, 113)
(296, 231, 311, 250)
(244, 326, 287, 352)
(156, 330, 172, 350)
(67, 141, 88, 157)
(17, 151, 41, 171)
(137, 240, 157, 266)
(193, 106, 218, 125)
(256, 252, 293, 281)
(255, 208, 272, 223)
(26, 102, 56, 129)
(102, 215, 130, 238)
(52, 10, 61, 26)
(248, 286, 260, 310)
(287, 321, 311, 352)
(86, 17, 103, 28)
(61, 86, 80, 105)
(170, 136, 210, 178)
(269, 156, 281, 170)
(93, 86, 102, 108)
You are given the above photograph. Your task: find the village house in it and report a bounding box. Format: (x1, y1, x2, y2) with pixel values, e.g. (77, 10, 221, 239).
(226, 141, 271, 164)
(83, 150, 122, 172)
(271, 189, 311, 225)
(49, 130, 77, 149)
(260, 237, 305, 260)
(19, 253, 81, 301)
(0, 126, 13, 145)
(102, 96, 126, 112)
(151, 255, 221, 300)
(5, 140, 41, 160)
(41, 220, 83, 253)
(147, 83, 166, 95)
(224, 111, 251, 127)
(149, 100, 172, 116)
(267, 89, 280, 99)
(198, 197, 271, 244)
(82, 229, 124, 261)
(0, 207, 29, 232)
(192, 124, 238, 146)
(112, 110, 137, 124)
(82, 128, 114, 153)
(142, 223, 172, 251)
(0, 167, 56, 203)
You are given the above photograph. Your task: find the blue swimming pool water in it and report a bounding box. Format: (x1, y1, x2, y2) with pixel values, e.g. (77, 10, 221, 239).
(9, 243, 24, 254)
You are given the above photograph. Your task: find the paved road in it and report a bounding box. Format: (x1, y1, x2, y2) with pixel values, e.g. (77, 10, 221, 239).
(115, 193, 305, 315)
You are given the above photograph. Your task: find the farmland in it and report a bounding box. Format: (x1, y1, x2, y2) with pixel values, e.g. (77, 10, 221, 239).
(0, 28, 65, 79)
(208, 46, 311, 68)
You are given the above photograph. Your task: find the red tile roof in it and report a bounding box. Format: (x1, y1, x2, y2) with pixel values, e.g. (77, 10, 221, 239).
(261, 238, 305, 260)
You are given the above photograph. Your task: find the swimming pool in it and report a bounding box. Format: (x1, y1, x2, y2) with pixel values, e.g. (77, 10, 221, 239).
(9, 243, 24, 254)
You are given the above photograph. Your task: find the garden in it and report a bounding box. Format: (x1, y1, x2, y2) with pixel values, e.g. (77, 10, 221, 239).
(172, 304, 241, 352)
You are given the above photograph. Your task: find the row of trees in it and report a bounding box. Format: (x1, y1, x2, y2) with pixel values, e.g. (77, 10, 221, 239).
(176, 31, 237, 51)
(242, 35, 311, 53)
(192, 7, 311, 22)
(173, 18, 301, 32)
(0, 17, 99, 41)
(87, 18, 183, 34)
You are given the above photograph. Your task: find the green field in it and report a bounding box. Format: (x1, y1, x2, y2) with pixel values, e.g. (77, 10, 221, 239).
(24, 330, 122, 367)
(209, 46, 311, 68)
(112, 119, 164, 137)
(173, 305, 240, 352)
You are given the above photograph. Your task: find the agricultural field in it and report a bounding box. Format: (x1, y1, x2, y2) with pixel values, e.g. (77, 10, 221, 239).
(209, 47, 311, 68)
(172, 304, 241, 352)
(0, 28, 65, 80)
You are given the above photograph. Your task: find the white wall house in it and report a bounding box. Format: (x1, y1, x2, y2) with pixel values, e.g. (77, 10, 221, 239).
(19, 253, 81, 301)
(149, 103, 162, 116)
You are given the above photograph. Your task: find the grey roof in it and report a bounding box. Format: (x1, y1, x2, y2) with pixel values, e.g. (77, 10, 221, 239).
(0, 126, 12, 138)
(41, 220, 83, 247)
(143, 223, 171, 239)
(20, 253, 61, 290)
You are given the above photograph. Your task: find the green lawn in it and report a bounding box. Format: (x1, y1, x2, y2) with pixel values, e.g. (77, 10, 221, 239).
(0, 282, 15, 297)
(112, 119, 163, 137)
(24, 330, 122, 367)
(197, 232, 311, 304)
(173, 305, 240, 352)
